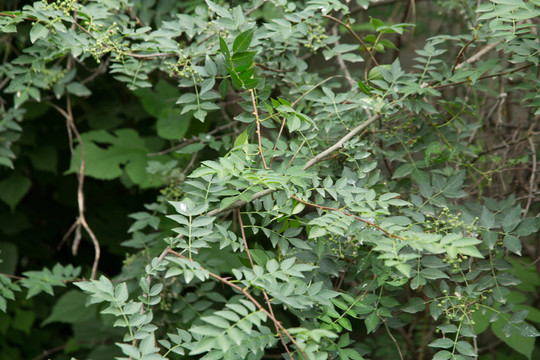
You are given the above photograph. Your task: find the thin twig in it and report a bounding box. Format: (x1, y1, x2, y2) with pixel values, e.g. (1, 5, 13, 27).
(380, 315, 405, 360)
(291, 195, 404, 240)
(292, 75, 343, 106)
(166, 248, 309, 360)
(237, 211, 294, 359)
(323, 14, 379, 67)
(255, 63, 287, 73)
(523, 136, 537, 217)
(250, 89, 269, 169)
(454, 41, 501, 70)
(433, 63, 533, 90)
(451, 36, 478, 73)
(181, 151, 199, 176)
(147, 122, 235, 157)
(127, 7, 146, 27)
(302, 113, 379, 169)
(331, 25, 356, 89)
(207, 113, 380, 217)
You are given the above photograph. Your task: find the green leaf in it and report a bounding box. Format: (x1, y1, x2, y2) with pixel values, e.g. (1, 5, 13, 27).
(29, 23, 48, 43)
(41, 290, 98, 326)
(233, 29, 254, 53)
(492, 317, 535, 359)
(455, 341, 475, 356)
(11, 309, 35, 334)
(219, 79, 230, 99)
(157, 110, 191, 141)
(66, 82, 92, 97)
(420, 268, 449, 280)
(338, 317, 352, 331)
(514, 218, 540, 236)
(392, 163, 414, 179)
(502, 207, 521, 232)
(428, 338, 454, 349)
(516, 323, 540, 337)
(205, 0, 232, 19)
(402, 298, 426, 314)
(480, 206, 495, 229)
(219, 37, 231, 59)
(0, 173, 31, 211)
(309, 226, 326, 238)
(365, 311, 379, 333)
(205, 55, 217, 76)
(396, 263, 411, 277)
(432, 350, 452, 360)
(69, 129, 149, 185)
(503, 235, 522, 255)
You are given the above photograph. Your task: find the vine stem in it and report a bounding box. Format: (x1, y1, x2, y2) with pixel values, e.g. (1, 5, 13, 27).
(165, 248, 309, 360)
(49, 95, 101, 280)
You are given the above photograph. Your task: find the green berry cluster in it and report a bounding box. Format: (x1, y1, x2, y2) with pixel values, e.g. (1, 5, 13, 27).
(424, 207, 478, 235)
(43, 0, 77, 16)
(87, 22, 121, 62)
(168, 54, 195, 79)
(303, 23, 328, 52)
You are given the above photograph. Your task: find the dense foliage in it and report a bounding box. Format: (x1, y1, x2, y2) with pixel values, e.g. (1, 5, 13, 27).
(1, 0, 539, 359)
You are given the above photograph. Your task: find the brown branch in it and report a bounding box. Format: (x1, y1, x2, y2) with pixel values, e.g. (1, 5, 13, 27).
(322, 14, 379, 67)
(451, 36, 478, 73)
(127, 7, 146, 28)
(255, 63, 287, 74)
(165, 248, 309, 360)
(181, 151, 199, 176)
(207, 113, 380, 217)
(147, 122, 235, 157)
(250, 89, 269, 169)
(302, 113, 379, 169)
(380, 315, 405, 360)
(31, 344, 68, 360)
(454, 41, 501, 71)
(125, 52, 176, 59)
(291, 195, 404, 240)
(0, 12, 17, 18)
(292, 75, 343, 106)
(523, 136, 537, 217)
(432, 63, 533, 90)
(237, 210, 294, 359)
(0, 273, 25, 280)
(331, 25, 356, 89)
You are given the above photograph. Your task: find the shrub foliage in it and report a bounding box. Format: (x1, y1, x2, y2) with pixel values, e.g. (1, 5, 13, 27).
(0, 0, 539, 359)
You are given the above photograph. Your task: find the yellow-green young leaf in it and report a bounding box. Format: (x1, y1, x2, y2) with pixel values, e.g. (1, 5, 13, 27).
(233, 130, 249, 149)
